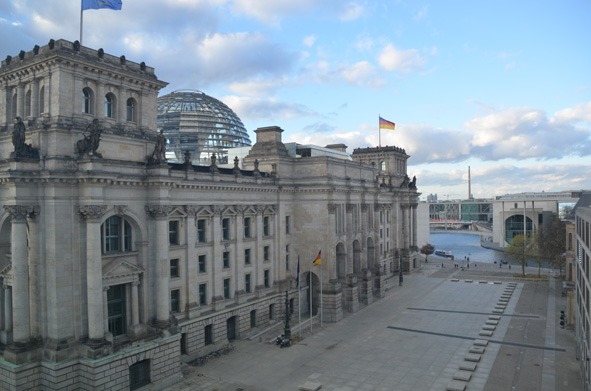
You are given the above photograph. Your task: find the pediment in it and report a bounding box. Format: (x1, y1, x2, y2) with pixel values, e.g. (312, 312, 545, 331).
(103, 258, 143, 284)
(0, 263, 12, 285)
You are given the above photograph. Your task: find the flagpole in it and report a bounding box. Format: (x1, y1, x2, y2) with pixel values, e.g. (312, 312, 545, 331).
(80, 3, 83, 45)
(320, 259, 323, 327)
(309, 266, 313, 333)
(298, 255, 301, 339)
(378, 115, 381, 147)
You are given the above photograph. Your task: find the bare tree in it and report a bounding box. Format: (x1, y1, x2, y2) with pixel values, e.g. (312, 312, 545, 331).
(420, 243, 435, 263)
(504, 234, 533, 277)
(534, 219, 566, 276)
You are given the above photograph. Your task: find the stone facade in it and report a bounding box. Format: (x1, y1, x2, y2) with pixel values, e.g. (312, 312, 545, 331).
(0, 39, 420, 390)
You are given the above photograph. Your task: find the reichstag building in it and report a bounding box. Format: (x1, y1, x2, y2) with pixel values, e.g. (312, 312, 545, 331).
(0, 39, 420, 390)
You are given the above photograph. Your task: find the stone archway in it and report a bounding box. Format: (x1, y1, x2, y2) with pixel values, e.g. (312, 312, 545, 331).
(336, 243, 346, 280)
(353, 240, 361, 274)
(366, 237, 375, 272)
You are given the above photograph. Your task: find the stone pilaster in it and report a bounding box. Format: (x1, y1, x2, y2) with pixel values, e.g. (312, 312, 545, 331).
(78, 205, 107, 343)
(145, 205, 172, 327)
(184, 205, 199, 316)
(344, 274, 359, 313)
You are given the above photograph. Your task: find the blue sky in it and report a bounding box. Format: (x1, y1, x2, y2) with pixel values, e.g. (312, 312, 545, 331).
(1, 0, 590, 199)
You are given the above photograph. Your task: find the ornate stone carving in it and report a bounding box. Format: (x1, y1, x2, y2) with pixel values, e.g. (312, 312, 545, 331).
(184, 205, 199, 216)
(209, 153, 219, 173)
(346, 203, 355, 213)
(232, 156, 241, 175)
(78, 205, 107, 222)
(113, 205, 127, 216)
(234, 205, 246, 214)
(211, 205, 222, 215)
(11, 117, 40, 160)
(76, 119, 103, 158)
(145, 205, 172, 219)
(4, 205, 39, 223)
(253, 159, 260, 177)
(361, 203, 369, 212)
(328, 203, 338, 214)
(148, 130, 167, 164)
(255, 204, 266, 214)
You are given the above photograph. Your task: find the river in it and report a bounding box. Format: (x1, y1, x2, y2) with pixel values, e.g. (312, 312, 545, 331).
(429, 231, 507, 264)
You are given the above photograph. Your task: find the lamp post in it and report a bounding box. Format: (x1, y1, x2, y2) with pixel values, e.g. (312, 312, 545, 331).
(283, 290, 291, 343)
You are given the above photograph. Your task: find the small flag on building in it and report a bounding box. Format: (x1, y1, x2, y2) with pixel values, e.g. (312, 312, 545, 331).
(82, 0, 123, 11)
(312, 250, 322, 266)
(379, 116, 395, 131)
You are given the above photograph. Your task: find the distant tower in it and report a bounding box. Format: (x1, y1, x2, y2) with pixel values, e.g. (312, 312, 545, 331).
(468, 166, 472, 200)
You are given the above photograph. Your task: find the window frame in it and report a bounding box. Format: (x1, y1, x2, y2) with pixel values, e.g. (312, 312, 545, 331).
(223, 251, 230, 269)
(222, 218, 230, 241)
(245, 274, 251, 293)
(101, 215, 132, 254)
(198, 254, 206, 273)
(223, 278, 231, 299)
(169, 220, 180, 245)
(264, 270, 270, 288)
(197, 219, 207, 243)
(244, 248, 251, 265)
(104, 93, 116, 118)
(199, 283, 207, 305)
(170, 258, 180, 278)
(129, 359, 150, 390)
(126, 97, 136, 122)
(244, 216, 251, 238)
(170, 289, 180, 313)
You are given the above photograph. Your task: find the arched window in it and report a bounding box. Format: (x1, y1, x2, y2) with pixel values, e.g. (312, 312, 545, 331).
(105, 93, 116, 118)
(83, 87, 93, 114)
(126, 98, 136, 122)
(39, 86, 45, 114)
(101, 216, 132, 253)
(380, 161, 386, 171)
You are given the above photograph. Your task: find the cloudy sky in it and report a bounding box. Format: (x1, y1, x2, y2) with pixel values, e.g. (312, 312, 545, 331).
(1, 0, 590, 199)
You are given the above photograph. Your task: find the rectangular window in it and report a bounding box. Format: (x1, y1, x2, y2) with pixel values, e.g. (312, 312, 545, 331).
(197, 219, 206, 242)
(264, 246, 270, 261)
(264, 270, 270, 288)
(250, 310, 256, 328)
(245, 249, 251, 265)
(223, 251, 230, 269)
(286, 254, 289, 270)
(198, 254, 206, 273)
(129, 360, 150, 390)
(199, 283, 207, 305)
(223, 278, 231, 299)
(222, 218, 230, 240)
(170, 289, 180, 313)
(263, 216, 270, 236)
(169, 220, 179, 245)
(269, 304, 274, 320)
(107, 284, 126, 338)
(204, 324, 213, 345)
(245, 274, 251, 293)
(244, 217, 251, 238)
(285, 216, 290, 234)
(170, 258, 179, 278)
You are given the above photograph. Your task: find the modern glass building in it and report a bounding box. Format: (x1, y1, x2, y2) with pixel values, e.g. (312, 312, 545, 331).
(157, 90, 251, 164)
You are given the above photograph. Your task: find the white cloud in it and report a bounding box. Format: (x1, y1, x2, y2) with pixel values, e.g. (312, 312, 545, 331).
(340, 61, 386, 88)
(378, 43, 426, 73)
(414, 5, 428, 21)
(339, 2, 364, 21)
(303, 35, 316, 47)
(552, 102, 591, 124)
(222, 95, 318, 120)
(353, 36, 373, 52)
(227, 78, 288, 96)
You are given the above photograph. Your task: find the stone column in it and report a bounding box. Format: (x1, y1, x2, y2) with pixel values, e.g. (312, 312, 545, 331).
(211, 206, 224, 308)
(234, 206, 245, 295)
(118, 87, 127, 123)
(78, 205, 107, 343)
(4, 206, 38, 344)
(254, 205, 265, 295)
(96, 82, 105, 118)
(184, 205, 199, 315)
(74, 76, 83, 114)
(145, 205, 172, 326)
(3, 282, 12, 333)
(411, 203, 418, 248)
(401, 204, 410, 250)
(27, 208, 40, 338)
(30, 79, 39, 118)
(103, 286, 109, 335)
(17, 83, 25, 118)
(43, 74, 51, 115)
(131, 281, 140, 326)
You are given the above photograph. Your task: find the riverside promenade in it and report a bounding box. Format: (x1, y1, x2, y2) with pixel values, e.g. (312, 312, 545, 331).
(167, 260, 582, 391)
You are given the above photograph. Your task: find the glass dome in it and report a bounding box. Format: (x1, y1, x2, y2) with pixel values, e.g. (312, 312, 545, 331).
(157, 90, 251, 164)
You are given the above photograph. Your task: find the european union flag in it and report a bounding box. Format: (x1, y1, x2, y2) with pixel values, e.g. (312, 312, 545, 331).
(82, 0, 123, 11)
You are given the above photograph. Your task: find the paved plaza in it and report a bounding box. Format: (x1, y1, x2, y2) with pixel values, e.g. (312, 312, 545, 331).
(167, 260, 582, 391)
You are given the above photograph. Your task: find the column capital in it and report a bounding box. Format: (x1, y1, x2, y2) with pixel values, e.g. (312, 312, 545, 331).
(78, 205, 107, 222)
(346, 203, 355, 213)
(361, 203, 369, 212)
(400, 204, 411, 210)
(234, 205, 246, 215)
(113, 205, 127, 216)
(328, 203, 338, 214)
(145, 205, 172, 219)
(4, 205, 40, 223)
(184, 205, 199, 216)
